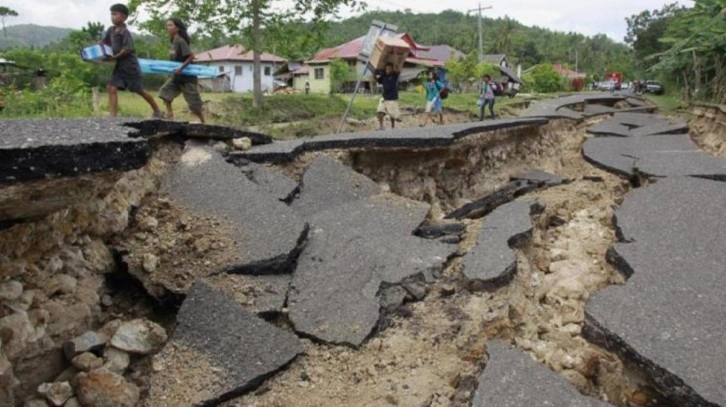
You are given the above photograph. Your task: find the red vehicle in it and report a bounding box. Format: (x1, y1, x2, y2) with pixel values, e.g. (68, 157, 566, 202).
(605, 72, 623, 90)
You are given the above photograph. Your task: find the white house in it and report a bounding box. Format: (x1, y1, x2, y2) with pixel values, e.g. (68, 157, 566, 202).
(194, 45, 286, 93)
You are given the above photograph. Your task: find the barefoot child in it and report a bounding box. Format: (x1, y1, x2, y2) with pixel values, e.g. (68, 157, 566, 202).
(102, 4, 163, 118)
(158, 18, 205, 123)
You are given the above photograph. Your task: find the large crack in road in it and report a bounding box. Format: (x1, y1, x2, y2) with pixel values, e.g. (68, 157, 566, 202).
(1, 97, 723, 407)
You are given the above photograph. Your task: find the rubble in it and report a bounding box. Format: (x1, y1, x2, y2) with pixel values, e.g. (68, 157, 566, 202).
(147, 283, 304, 405)
(75, 368, 140, 407)
(473, 341, 609, 406)
(109, 319, 167, 355)
(461, 200, 535, 290)
(0, 98, 722, 407)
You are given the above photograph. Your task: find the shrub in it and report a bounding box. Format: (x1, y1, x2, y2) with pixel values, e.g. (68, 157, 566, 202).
(524, 64, 564, 93)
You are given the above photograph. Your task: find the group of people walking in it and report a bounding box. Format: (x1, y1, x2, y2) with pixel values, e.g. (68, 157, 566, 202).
(375, 65, 501, 130)
(106, 1, 499, 130)
(103, 4, 204, 123)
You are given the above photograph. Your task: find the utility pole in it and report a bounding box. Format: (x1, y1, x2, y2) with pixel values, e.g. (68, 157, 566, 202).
(467, 3, 492, 62)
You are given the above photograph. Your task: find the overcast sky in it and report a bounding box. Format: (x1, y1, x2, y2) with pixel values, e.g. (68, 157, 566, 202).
(4, 0, 688, 43)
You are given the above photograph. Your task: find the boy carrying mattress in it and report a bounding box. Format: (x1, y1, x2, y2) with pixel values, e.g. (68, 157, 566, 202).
(101, 4, 163, 118)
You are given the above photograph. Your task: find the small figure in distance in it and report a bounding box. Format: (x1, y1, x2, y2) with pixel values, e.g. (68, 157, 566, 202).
(101, 4, 163, 118)
(420, 70, 445, 127)
(375, 62, 400, 131)
(478, 74, 496, 120)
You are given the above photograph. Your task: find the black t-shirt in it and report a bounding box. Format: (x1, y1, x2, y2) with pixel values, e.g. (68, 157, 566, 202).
(170, 36, 197, 84)
(377, 71, 399, 101)
(103, 25, 141, 78)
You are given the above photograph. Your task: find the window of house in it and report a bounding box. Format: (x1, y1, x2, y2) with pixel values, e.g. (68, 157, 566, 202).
(264, 67, 271, 76)
(314, 68, 324, 80)
(218, 65, 224, 73)
(234, 66, 243, 76)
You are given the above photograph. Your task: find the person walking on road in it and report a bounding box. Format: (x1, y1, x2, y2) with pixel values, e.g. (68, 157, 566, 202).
(102, 4, 163, 118)
(420, 70, 444, 127)
(478, 74, 497, 120)
(158, 18, 205, 123)
(375, 62, 400, 131)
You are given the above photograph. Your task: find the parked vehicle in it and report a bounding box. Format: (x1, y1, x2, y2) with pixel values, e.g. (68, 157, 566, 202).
(645, 80, 665, 95)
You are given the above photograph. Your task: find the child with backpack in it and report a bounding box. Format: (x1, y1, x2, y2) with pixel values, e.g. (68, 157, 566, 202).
(477, 74, 497, 120)
(420, 70, 446, 127)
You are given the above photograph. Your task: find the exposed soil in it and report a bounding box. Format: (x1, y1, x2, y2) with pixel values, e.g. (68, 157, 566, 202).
(217, 118, 667, 406)
(689, 104, 726, 159)
(112, 193, 241, 300)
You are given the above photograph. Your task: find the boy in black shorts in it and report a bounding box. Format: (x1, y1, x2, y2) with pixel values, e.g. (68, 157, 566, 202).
(102, 4, 163, 118)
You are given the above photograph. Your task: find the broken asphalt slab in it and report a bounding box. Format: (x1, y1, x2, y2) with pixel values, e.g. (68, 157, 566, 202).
(231, 118, 549, 164)
(462, 200, 534, 290)
(472, 341, 609, 406)
(520, 94, 629, 120)
(148, 283, 304, 405)
(236, 161, 298, 202)
(586, 121, 633, 137)
(445, 171, 562, 220)
(291, 156, 381, 218)
(288, 195, 454, 347)
(584, 177, 726, 406)
(124, 120, 272, 145)
(0, 118, 149, 185)
(583, 134, 726, 179)
(163, 143, 307, 274)
(510, 169, 565, 186)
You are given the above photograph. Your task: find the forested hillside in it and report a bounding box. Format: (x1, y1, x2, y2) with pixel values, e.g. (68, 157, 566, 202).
(0, 24, 71, 49)
(265, 10, 633, 77)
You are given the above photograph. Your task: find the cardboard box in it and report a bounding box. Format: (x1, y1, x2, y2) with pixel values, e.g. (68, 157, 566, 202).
(80, 44, 113, 62)
(368, 36, 410, 72)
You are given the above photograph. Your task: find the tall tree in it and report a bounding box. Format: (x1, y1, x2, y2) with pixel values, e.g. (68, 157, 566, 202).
(625, 3, 684, 70)
(648, 0, 726, 102)
(128, 0, 363, 109)
(0, 6, 18, 36)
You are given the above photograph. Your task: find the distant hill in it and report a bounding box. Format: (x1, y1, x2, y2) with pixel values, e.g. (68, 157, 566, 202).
(0, 24, 72, 49)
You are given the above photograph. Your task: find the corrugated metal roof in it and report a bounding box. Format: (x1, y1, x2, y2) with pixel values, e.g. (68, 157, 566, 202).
(309, 36, 366, 62)
(417, 45, 465, 63)
(195, 45, 286, 63)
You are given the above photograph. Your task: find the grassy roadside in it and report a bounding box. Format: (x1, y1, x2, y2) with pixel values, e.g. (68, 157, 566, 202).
(644, 94, 684, 115)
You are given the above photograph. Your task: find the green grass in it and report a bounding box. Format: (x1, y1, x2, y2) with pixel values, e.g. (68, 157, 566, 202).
(645, 94, 683, 115)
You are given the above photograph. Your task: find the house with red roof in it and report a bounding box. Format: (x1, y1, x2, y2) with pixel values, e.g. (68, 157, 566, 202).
(551, 64, 586, 79)
(303, 33, 445, 94)
(194, 45, 286, 93)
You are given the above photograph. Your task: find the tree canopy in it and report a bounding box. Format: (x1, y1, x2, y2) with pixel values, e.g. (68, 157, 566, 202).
(0, 6, 19, 36)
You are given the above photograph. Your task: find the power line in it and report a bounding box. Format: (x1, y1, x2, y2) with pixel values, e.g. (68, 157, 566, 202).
(466, 3, 492, 62)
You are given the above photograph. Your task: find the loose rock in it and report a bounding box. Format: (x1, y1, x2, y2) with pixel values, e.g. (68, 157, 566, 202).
(141, 253, 159, 273)
(37, 381, 74, 406)
(109, 319, 167, 355)
(63, 331, 106, 360)
(75, 369, 140, 407)
(0, 280, 23, 301)
(71, 352, 104, 371)
(46, 274, 78, 296)
(102, 347, 130, 374)
(232, 137, 253, 151)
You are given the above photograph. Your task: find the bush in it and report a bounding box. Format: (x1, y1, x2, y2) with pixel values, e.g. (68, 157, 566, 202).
(570, 77, 585, 91)
(523, 64, 564, 93)
(0, 74, 92, 117)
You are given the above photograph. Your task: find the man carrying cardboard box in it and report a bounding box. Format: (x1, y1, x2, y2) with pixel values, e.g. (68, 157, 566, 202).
(375, 62, 400, 131)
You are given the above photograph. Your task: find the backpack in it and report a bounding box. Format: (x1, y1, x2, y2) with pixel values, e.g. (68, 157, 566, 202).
(439, 86, 450, 100)
(492, 82, 503, 96)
